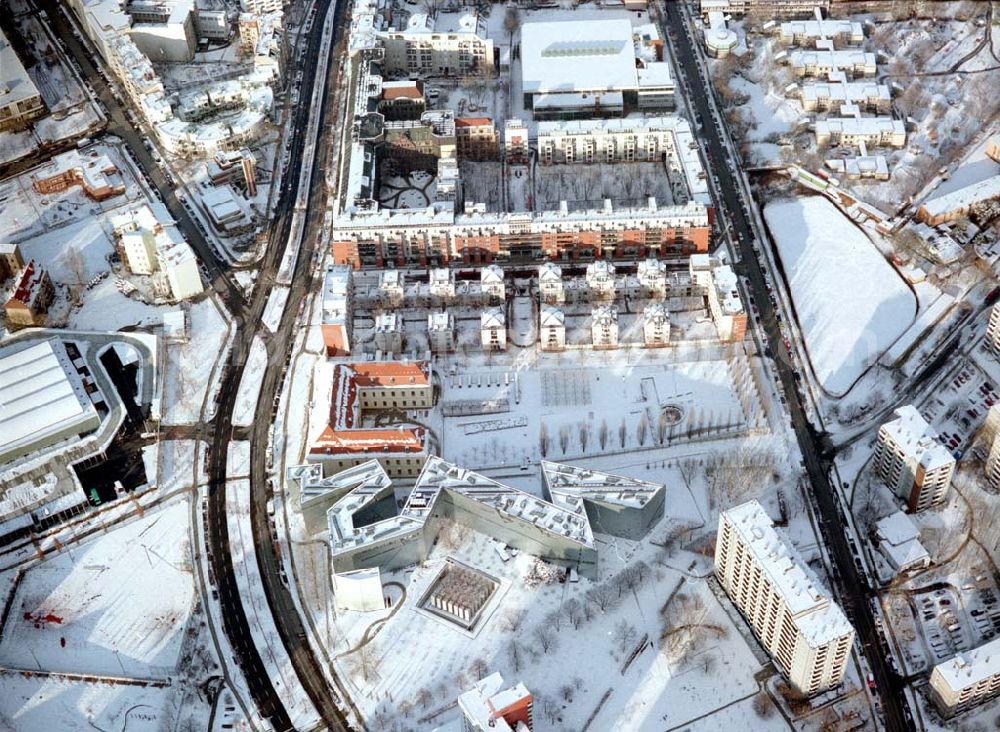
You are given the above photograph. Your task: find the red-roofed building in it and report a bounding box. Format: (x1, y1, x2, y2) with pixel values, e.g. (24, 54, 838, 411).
(4, 260, 54, 329)
(309, 362, 434, 477)
(379, 80, 425, 121)
(456, 117, 498, 161)
(458, 673, 533, 732)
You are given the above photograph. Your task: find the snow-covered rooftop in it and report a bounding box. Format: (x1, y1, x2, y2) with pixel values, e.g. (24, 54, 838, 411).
(723, 500, 853, 646)
(521, 19, 638, 95)
(0, 29, 41, 110)
(456, 672, 531, 732)
(481, 307, 505, 329)
(920, 175, 1000, 220)
(875, 511, 928, 571)
(0, 339, 101, 464)
(933, 635, 1000, 692)
(881, 405, 954, 473)
(541, 461, 663, 511)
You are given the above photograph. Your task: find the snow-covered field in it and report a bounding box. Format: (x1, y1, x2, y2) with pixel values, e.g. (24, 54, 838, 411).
(437, 354, 751, 470)
(0, 674, 180, 732)
(0, 499, 194, 678)
(764, 197, 916, 396)
(161, 298, 232, 425)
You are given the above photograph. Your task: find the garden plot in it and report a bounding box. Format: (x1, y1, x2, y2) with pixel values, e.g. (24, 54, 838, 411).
(764, 197, 916, 396)
(0, 499, 194, 678)
(440, 354, 748, 470)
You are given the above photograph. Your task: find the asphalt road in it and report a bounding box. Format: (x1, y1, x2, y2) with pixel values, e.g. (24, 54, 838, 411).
(658, 3, 910, 730)
(202, 0, 355, 728)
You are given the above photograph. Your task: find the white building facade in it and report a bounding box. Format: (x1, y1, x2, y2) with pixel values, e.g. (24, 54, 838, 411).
(716, 500, 855, 696)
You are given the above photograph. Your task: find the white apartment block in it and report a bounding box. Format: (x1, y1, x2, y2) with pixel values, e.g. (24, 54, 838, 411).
(112, 205, 203, 300)
(689, 254, 747, 343)
(700, 0, 830, 16)
(0, 30, 47, 132)
(800, 82, 891, 114)
(586, 261, 617, 301)
(428, 311, 455, 352)
(930, 637, 1000, 718)
(481, 307, 506, 351)
(987, 303, 1000, 357)
(591, 305, 619, 349)
(815, 115, 906, 149)
(127, 0, 197, 62)
(637, 258, 668, 299)
(241, 0, 283, 14)
(643, 303, 670, 347)
(874, 405, 955, 512)
(379, 11, 494, 77)
(374, 312, 403, 354)
(378, 269, 405, 308)
(716, 501, 855, 696)
(535, 117, 709, 205)
(429, 267, 456, 303)
(540, 305, 566, 351)
(539, 117, 683, 165)
(985, 404, 1000, 492)
(480, 264, 505, 304)
(778, 19, 863, 47)
(539, 263, 564, 304)
(788, 49, 877, 79)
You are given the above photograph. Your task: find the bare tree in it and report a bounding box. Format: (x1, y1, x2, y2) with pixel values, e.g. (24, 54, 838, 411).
(752, 691, 774, 719)
(636, 412, 648, 446)
(470, 656, 489, 680)
(564, 597, 583, 629)
(63, 244, 88, 305)
(539, 695, 560, 725)
(599, 419, 609, 449)
(415, 687, 434, 710)
(503, 6, 521, 40)
(499, 607, 525, 633)
(533, 625, 557, 653)
(350, 643, 380, 681)
(507, 639, 522, 672)
(613, 620, 638, 653)
(587, 582, 616, 613)
(560, 684, 575, 702)
(579, 422, 589, 452)
(545, 608, 563, 633)
(619, 417, 627, 448)
(701, 652, 717, 674)
(559, 424, 571, 454)
(538, 423, 550, 457)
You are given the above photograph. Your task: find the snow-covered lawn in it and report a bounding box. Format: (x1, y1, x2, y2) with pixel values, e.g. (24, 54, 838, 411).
(233, 337, 268, 428)
(0, 674, 181, 732)
(0, 499, 194, 678)
(764, 197, 916, 396)
(437, 354, 751, 470)
(70, 277, 168, 331)
(161, 298, 232, 425)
